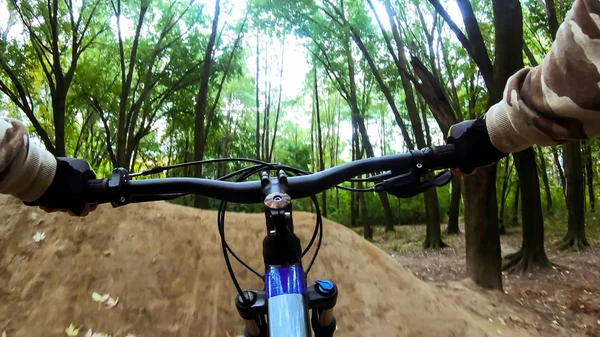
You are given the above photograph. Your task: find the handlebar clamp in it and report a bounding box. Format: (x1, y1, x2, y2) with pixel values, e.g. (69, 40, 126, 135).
(108, 167, 130, 206)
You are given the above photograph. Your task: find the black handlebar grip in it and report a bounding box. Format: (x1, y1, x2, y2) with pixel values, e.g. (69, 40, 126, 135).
(85, 179, 110, 204)
(423, 145, 458, 170)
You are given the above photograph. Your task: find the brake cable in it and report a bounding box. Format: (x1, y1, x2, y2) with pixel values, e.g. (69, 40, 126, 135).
(126, 158, 385, 304)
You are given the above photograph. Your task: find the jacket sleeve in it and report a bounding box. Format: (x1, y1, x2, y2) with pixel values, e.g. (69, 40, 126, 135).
(485, 0, 600, 153)
(0, 118, 56, 202)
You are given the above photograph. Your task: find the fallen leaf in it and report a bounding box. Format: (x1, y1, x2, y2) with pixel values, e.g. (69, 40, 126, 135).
(92, 292, 110, 303)
(552, 320, 559, 326)
(65, 323, 80, 337)
(33, 231, 46, 243)
(2, 330, 6, 337)
(105, 297, 119, 308)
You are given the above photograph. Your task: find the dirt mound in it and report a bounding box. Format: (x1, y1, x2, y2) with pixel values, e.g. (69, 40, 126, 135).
(0, 195, 540, 337)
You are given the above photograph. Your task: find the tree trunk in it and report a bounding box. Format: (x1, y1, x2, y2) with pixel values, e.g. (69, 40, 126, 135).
(269, 43, 285, 162)
(335, 102, 341, 210)
(52, 88, 67, 156)
(351, 122, 359, 228)
(423, 187, 447, 248)
(561, 141, 589, 250)
(499, 157, 513, 224)
(552, 146, 566, 192)
(382, 8, 444, 248)
(314, 67, 327, 218)
(355, 115, 396, 233)
(255, 31, 261, 160)
(504, 147, 552, 273)
(462, 166, 502, 290)
(512, 184, 520, 227)
(193, 0, 220, 209)
(446, 177, 461, 234)
(544, 0, 560, 40)
(583, 142, 595, 212)
(359, 182, 371, 240)
(537, 146, 553, 214)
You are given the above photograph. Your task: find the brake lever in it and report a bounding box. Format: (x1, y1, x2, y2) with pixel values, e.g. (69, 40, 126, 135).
(374, 169, 453, 199)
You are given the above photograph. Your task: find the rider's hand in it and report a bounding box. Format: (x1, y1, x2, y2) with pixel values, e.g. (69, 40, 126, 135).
(446, 117, 508, 174)
(25, 158, 97, 216)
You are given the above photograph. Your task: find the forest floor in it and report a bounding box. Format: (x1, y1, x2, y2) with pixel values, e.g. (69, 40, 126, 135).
(0, 194, 555, 337)
(355, 215, 600, 337)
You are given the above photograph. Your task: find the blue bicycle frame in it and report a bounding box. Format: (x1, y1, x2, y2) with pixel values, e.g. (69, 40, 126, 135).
(265, 264, 310, 336)
(234, 172, 337, 337)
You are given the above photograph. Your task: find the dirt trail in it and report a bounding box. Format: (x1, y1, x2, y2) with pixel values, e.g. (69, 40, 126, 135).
(0, 195, 545, 337)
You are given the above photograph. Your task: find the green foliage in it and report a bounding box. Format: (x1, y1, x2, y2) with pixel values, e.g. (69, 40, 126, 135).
(0, 0, 589, 246)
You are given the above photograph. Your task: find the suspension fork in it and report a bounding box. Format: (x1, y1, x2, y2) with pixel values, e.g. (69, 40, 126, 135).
(235, 280, 338, 337)
(234, 170, 338, 336)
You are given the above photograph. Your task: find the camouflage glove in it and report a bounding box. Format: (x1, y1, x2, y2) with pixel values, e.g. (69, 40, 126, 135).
(25, 158, 96, 216)
(446, 117, 508, 174)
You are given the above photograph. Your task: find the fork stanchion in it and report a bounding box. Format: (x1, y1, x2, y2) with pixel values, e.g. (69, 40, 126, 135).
(308, 280, 338, 336)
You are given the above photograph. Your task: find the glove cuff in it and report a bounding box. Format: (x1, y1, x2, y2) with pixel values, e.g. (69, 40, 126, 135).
(24, 159, 95, 215)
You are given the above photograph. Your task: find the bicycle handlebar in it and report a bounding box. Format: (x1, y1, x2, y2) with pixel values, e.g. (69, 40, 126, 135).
(85, 145, 457, 205)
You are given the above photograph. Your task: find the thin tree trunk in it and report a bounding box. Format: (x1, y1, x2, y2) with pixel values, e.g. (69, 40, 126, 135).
(52, 89, 67, 156)
(350, 126, 358, 228)
(583, 142, 595, 212)
(314, 67, 327, 218)
(499, 157, 513, 227)
(544, 0, 560, 40)
(446, 177, 461, 234)
(504, 147, 552, 273)
(379, 2, 444, 247)
(537, 146, 553, 214)
(269, 43, 285, 162)
(193, 0, 220, 209)
(423, 187, 447, 248)
(552, 146, 566, 193)
(561, 141, 589, 250)
(512, 183, 520, 226)
(311, 107, 315, 172)
(335, 102, 341, 210)
(255, 31, 261, 160)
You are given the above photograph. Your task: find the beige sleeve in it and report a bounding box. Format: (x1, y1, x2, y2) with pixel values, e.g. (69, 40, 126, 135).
(0, 118, 56, 202)
(486, 0, 600, 153)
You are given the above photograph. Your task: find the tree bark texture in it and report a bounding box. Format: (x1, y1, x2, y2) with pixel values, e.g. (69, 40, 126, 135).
(314, 67, 327, 218)
(504, 147, 552, 273)
(193, 0, 220, 209)
(583, 142, 595, 212)
(462, 166, 502, 290)
(561, 141, 589, 250)
(537, 147, 553, 214)
(446, 177, 461, 234)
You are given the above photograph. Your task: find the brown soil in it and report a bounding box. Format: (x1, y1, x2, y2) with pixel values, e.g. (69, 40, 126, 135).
(382, 226, 600, 337)
(1, 195, 548, 337)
